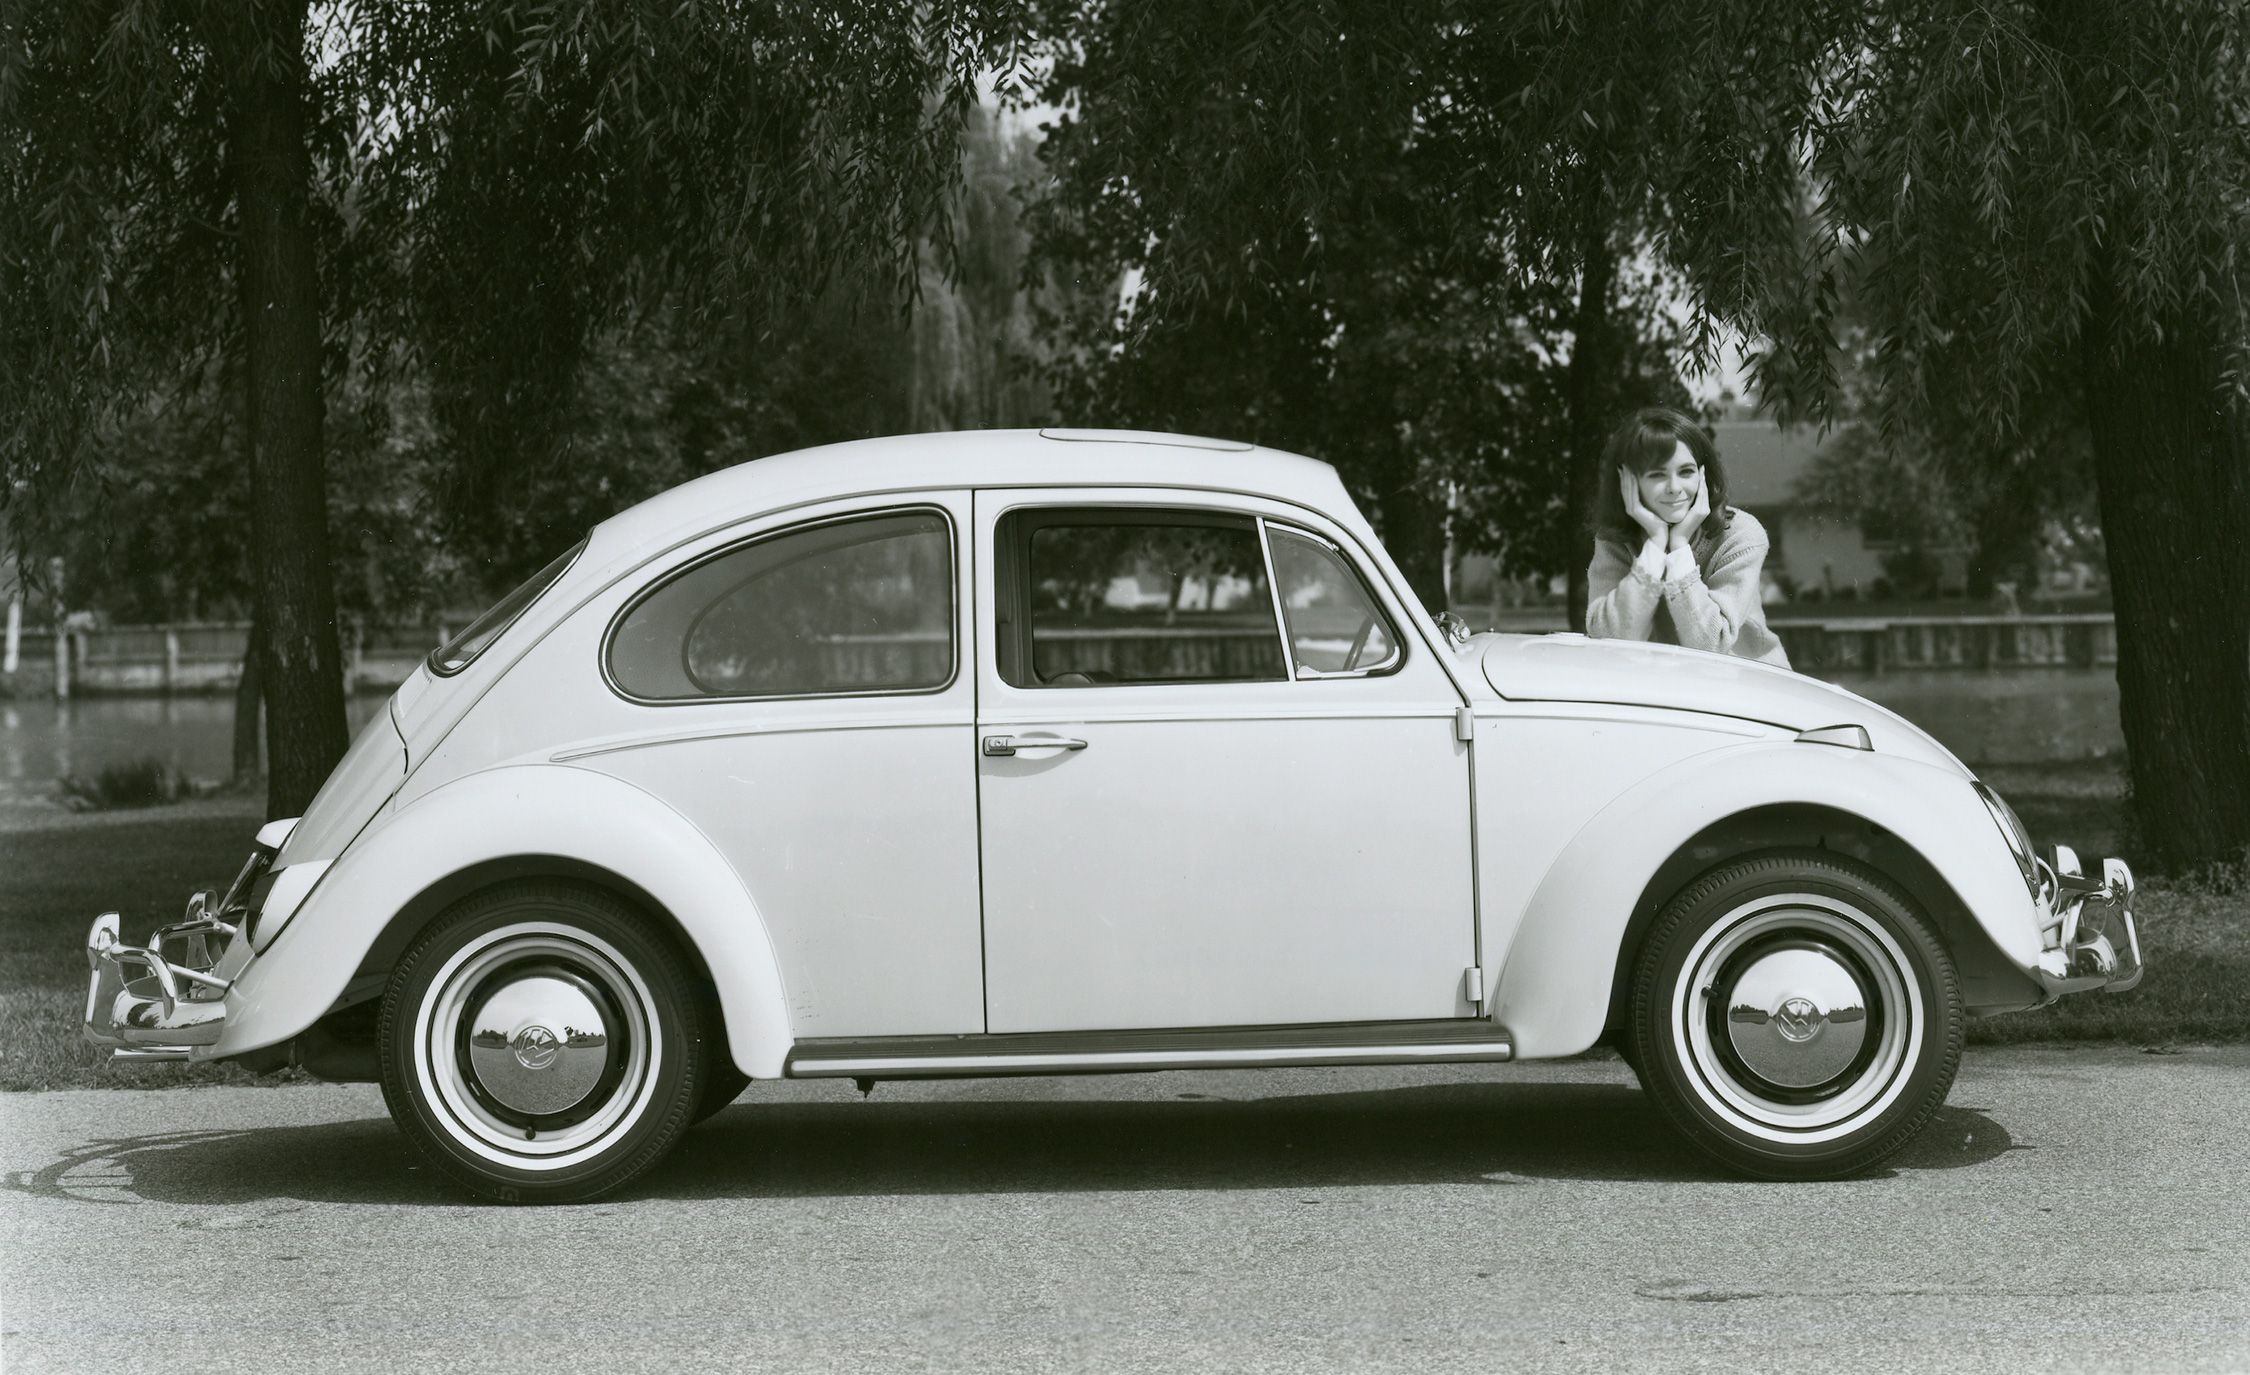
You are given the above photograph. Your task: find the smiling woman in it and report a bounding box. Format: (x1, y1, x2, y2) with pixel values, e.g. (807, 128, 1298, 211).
(1584, 408, 1790, 667)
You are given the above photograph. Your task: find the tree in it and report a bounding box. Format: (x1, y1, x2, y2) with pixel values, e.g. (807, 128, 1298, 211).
(4, 0, 1034, 815)
(1020, 4, 1793, 612)
(1724, 1, 2250, 870)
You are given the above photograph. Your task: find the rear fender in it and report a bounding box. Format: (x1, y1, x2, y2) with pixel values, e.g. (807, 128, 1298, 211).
(213, 764, 792, 1078)
(1491, 741, 2032, 1058)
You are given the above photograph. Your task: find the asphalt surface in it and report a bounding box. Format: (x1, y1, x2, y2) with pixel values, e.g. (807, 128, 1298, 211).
(2, 1044, 2244, 1374)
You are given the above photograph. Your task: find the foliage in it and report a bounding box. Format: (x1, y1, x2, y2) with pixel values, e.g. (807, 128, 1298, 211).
(1020, 4, 1766, 595)
(55, 758, 195, 812)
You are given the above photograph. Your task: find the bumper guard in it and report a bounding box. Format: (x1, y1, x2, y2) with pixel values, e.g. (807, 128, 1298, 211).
(2031, 845, 2142, 1000)
(83, 894, 239, 1061)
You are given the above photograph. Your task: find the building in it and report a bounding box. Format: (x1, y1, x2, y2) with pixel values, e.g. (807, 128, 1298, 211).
(1709, 419, 1896, 598)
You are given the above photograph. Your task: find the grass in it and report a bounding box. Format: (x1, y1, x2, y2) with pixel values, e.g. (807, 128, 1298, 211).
(1, 759, 2242, 1090)
(0, 798, 298, 1091)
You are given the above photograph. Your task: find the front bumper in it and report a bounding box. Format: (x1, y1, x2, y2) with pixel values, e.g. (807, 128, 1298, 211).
(2030, 845, 2142, 1000)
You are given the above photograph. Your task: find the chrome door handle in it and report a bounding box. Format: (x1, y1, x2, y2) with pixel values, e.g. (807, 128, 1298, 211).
(982, 734, 1089, 757)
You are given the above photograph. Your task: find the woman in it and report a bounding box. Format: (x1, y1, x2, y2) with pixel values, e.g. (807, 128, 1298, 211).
(1585, 407, 1789, 667)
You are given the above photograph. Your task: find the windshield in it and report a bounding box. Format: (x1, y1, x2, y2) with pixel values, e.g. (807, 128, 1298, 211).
(427, 539, 586, 676)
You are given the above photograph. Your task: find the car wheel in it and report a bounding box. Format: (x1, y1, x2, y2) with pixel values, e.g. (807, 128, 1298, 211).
(1627, 852, 1963, 1180)
(378, 882, 707, 1203)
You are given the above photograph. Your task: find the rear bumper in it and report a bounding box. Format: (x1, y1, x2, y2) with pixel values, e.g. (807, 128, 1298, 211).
(82, 909, 238, 1062)
(2030, 846, 2142, 1000)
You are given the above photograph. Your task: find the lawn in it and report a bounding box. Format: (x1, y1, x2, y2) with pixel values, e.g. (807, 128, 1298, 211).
(2, 760, 2242, 1090)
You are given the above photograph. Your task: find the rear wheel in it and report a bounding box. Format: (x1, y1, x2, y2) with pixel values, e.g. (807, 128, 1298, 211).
(378, 883, 707, 1203)
(1627, 853, 1962, 1179)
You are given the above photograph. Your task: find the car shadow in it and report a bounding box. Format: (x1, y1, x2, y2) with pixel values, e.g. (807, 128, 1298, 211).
(4, 1082, 2016, 1207)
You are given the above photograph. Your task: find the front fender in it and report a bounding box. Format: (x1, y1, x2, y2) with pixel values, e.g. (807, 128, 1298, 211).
(1491, 741, 2031, 1058)
(213, 764, 793, 1078)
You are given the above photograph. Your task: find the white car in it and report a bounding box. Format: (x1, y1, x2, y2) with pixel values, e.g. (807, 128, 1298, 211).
(84, 428, 2141, 1201)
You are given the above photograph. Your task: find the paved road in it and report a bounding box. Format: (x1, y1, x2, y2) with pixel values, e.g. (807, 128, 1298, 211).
(2, 1045, 2244, 1374)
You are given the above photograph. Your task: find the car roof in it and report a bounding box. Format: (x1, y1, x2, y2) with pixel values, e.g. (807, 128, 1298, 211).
(587, 427, 1361, 558)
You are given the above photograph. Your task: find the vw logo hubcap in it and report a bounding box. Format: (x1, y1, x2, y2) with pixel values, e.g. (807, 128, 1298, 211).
(511, 1024, 562, 1070)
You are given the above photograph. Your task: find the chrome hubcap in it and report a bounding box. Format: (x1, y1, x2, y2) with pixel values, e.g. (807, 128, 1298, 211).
(465, 971, 614, 1118)
(414, 924, 661, 1170)
(1674, 896, 1922, 1144)
(1720, 941, 1874, 1095)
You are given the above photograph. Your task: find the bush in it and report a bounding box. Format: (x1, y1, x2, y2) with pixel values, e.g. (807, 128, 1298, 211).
(54, 757, 195, 811)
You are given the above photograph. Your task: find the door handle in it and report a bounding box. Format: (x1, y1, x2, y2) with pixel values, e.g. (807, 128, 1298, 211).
(982, 734, 1089, 757)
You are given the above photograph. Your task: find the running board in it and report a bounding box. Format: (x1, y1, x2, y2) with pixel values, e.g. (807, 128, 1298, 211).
(785, 1020, 1514, 1080)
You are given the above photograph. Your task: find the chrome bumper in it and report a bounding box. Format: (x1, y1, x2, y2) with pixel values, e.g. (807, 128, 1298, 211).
(2031, 845, 2142, 1000)
(83, 903, 238, 1062)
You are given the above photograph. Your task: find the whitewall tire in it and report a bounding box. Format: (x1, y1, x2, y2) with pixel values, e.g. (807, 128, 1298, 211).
(378, 883, 709, 1203)
(1627, 853, 1963, 1179)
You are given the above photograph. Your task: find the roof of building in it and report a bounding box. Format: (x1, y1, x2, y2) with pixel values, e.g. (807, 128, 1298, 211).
(1711, 419, 1832, 509)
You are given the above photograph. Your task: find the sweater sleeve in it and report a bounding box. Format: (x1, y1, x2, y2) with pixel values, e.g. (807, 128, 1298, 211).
(1586, 537, 1665, 641)
(1661, 534, 1771, 655)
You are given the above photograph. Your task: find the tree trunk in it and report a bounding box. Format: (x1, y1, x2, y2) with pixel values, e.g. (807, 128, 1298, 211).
(231, 618, 264, 787)
(1563, 207, 1618, 633)
(2080, 277, 2250, 872)
(215, 0, 348, 819)
(1966, 458, 2043, 604)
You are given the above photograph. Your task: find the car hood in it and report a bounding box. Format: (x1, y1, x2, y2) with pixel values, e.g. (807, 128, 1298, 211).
(1476, 632, 1969, 776)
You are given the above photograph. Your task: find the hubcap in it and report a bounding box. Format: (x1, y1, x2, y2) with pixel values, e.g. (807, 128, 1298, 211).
(414, 924, 661, 1170)
(1673, 895, 1922, 1144)
(465, 971, 614, 1118)
(1719, 940, 1875, 1096)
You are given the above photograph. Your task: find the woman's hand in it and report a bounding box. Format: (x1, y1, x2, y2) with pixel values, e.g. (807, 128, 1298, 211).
(1618, 468, 1668, 543)
(1667, 482, 1711, 551)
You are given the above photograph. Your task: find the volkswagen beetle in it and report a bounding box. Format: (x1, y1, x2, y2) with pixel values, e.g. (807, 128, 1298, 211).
(83, 428, 2141, 1200)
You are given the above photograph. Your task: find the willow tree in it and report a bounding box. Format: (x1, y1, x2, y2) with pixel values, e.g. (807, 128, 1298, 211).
(1742, 0, 2250, 871)
(1022, 3, 1814, 613)
(3, 0, 1031, 815)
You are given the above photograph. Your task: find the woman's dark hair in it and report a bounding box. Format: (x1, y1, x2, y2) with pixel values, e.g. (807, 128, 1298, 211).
(1587, 407, 1733, 549)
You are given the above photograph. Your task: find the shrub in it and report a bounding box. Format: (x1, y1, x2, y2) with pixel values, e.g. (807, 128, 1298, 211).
(55, 757, 195, 811)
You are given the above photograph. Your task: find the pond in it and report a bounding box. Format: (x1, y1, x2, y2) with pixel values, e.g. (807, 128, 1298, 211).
(0, 668, 2124, 804)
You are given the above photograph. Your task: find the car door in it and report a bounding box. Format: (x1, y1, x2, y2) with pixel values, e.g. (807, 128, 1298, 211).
(973, 488, 1477, 1034)
(578, 493, 985, 1038)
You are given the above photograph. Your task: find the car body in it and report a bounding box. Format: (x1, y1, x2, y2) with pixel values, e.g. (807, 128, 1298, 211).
(84, 427, 2142, 1199)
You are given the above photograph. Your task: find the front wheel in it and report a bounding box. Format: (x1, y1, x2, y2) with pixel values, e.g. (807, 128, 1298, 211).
(378, 883, 708, 1202)
(1627, 853, 1963, 1179)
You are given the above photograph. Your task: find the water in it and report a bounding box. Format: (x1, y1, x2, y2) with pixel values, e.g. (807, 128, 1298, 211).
(0, 670, 2123, 803)
(1, 695, 389, 803)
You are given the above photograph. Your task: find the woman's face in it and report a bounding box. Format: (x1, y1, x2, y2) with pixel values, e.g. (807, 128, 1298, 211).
(1637, 440, 1703, 524)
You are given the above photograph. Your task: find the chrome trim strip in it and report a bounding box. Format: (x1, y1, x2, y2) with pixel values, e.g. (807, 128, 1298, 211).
(1255, 517, 1296, 679)
(550, 712, 974, 761)
(790, 1040, 1515, 1078)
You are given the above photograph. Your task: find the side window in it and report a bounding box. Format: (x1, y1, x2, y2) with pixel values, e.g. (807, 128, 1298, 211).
(999, 511, 1286, 687)
(1268, 526, 1400, 677)
(607, 509, 954, 701)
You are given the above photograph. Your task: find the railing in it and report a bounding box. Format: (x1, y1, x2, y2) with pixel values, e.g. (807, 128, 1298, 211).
(0, 611, 2125, 696)
(1477, 611, 2117, 674)
(5, 620, 453, 696)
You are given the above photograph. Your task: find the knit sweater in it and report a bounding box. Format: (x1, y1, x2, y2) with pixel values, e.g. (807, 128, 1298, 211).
(1585, 508, 1790, 667)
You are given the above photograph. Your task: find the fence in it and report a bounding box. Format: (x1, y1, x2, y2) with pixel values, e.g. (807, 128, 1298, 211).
(3, 621, 447, 696)
(0, 611, 2124, 698)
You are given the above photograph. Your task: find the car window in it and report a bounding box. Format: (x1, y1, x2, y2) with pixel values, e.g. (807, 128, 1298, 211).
(1266, 526, 1400, 677)
(429, 538, 586, 676)
(1000, 512, 1286, 687)
(607, 509, 954, 701)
